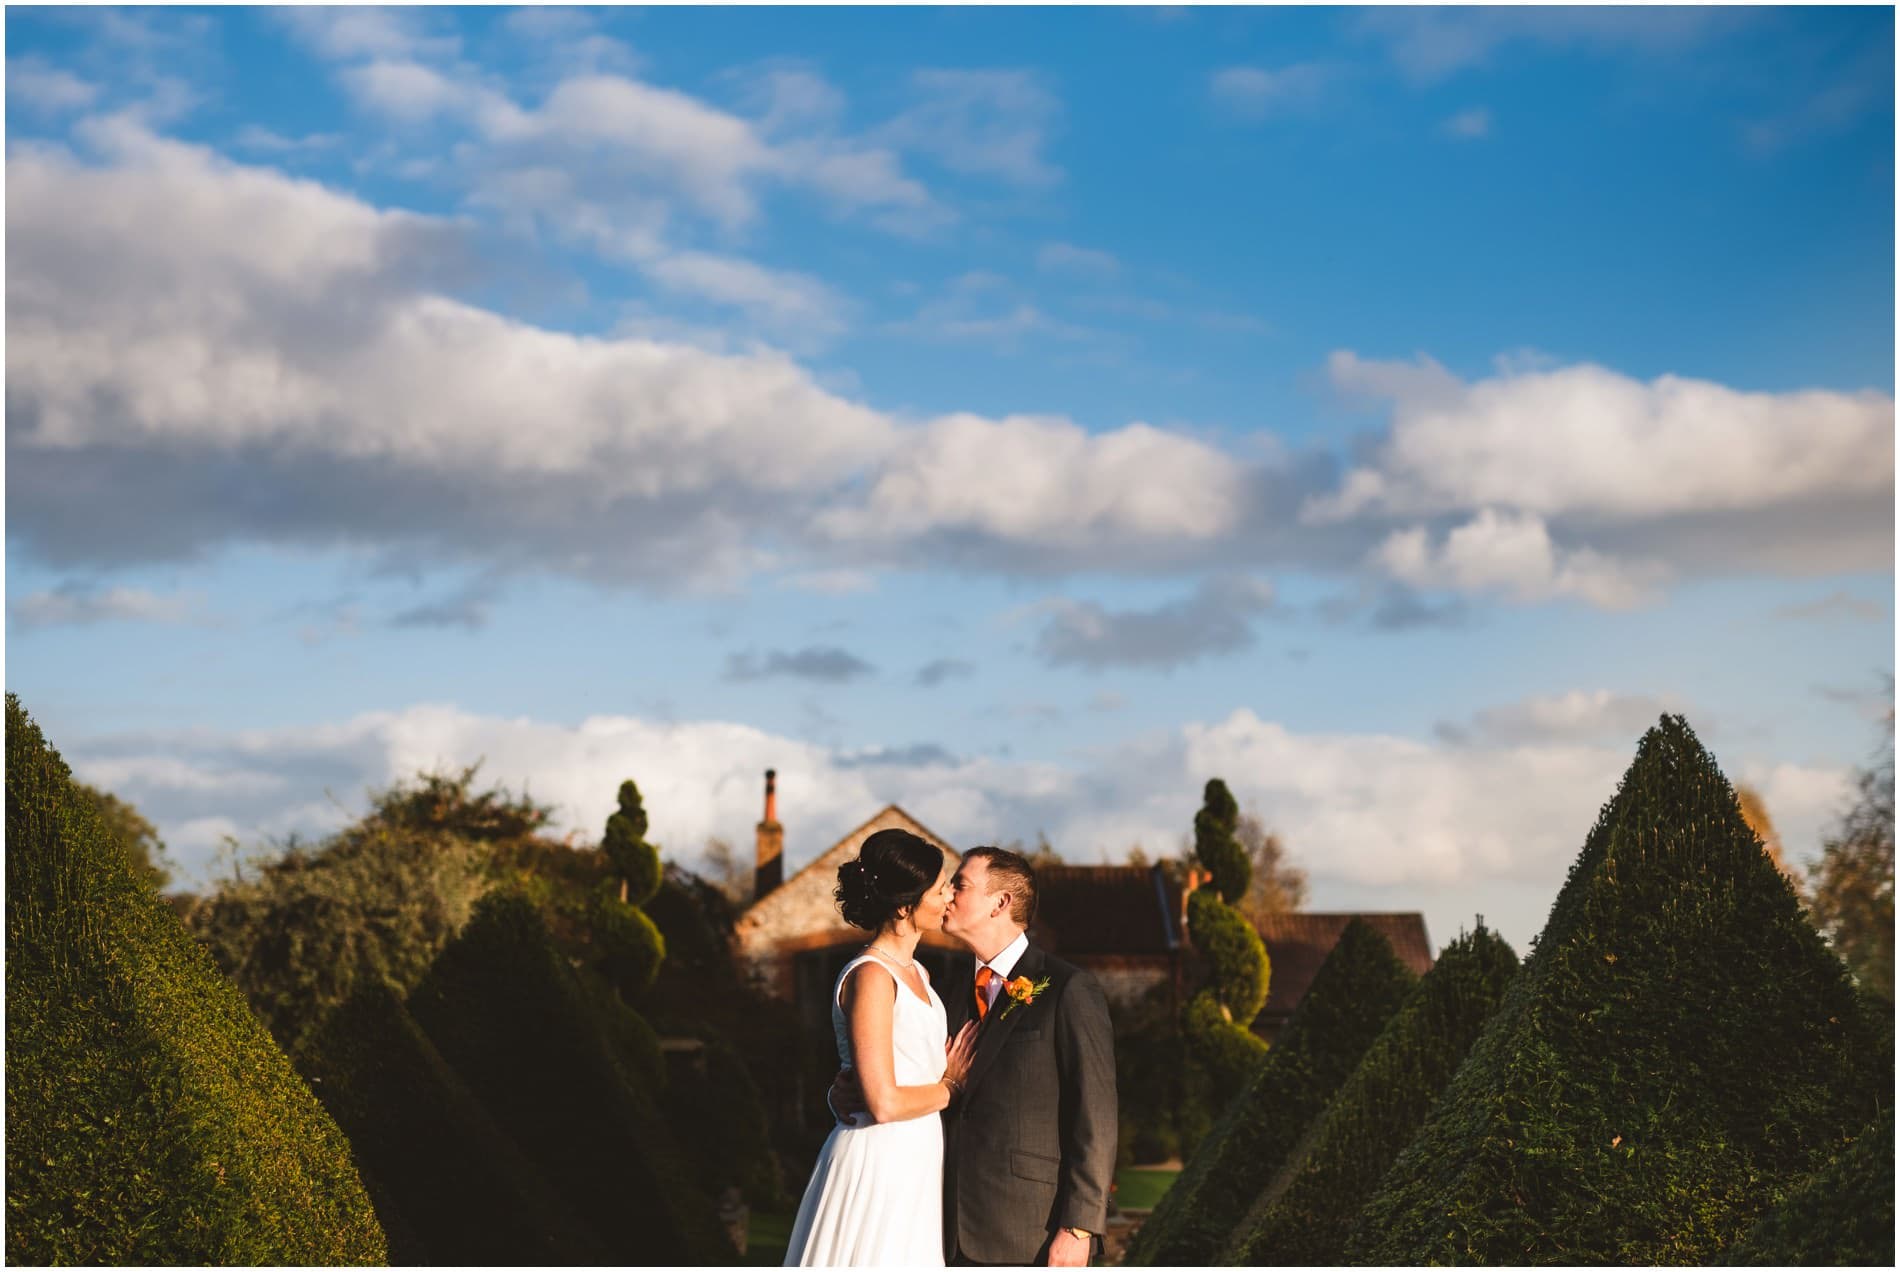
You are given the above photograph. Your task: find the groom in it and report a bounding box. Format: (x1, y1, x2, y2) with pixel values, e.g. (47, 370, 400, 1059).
(841, 845, 1118, 1265)
(938, 846, 1117, 1265)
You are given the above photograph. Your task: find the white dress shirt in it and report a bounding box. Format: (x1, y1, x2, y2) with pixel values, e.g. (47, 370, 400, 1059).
(975, 930, 1030, 1013)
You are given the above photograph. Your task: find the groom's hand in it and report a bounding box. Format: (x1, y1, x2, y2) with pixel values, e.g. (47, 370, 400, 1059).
(1047, 1228, 1091, 1266)
(827, 1068, 867, 1122)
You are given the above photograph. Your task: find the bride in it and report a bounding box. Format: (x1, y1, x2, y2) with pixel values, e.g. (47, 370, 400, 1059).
(783, 828, 980, 1266)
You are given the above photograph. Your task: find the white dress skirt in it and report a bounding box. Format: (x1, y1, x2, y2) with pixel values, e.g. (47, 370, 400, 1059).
(784, 952, 948, 1267)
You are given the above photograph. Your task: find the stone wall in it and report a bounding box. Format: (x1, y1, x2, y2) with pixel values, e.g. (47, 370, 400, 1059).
(733, 805, 955, 999)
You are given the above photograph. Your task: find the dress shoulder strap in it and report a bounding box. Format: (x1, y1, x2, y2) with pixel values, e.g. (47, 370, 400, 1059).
(834, 953, 899, 1010)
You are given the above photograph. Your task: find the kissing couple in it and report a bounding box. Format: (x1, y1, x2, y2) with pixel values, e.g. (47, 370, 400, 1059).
(783, 830, 1118, 1267)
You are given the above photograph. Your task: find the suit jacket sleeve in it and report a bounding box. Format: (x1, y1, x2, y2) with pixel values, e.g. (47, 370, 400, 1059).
(1053, 969, 1117, 1235)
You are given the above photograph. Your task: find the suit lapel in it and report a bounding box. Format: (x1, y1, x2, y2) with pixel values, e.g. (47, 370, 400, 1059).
(962, 943, 1046, 1096)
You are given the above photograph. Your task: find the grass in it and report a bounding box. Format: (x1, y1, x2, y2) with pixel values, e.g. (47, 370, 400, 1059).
(1115, 1167, 1181, 1214)
(748, 1169, 1183, 1260)
(743, 1208, 795, 1265)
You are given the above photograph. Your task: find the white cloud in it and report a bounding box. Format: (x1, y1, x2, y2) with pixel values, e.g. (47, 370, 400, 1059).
(1315, 351, 1895, 527)
(815, 414, 1245, 554)
(4, 127, 1258, 581)
(7, 58, 100, 113)
(1356, 6, 1736, 82)
(1374, 510, 1665, 609)
(1440, 106, 1492, 139)
(69, 701, 1839, 949)
(280, 7, 461, 63)
(1207, 63, 1333, 121)
(1441, 689, 1686, 747)
(10, 583, 204, 629)
(1037, 241, 1120, 278)
(881, 69, 1063, 187)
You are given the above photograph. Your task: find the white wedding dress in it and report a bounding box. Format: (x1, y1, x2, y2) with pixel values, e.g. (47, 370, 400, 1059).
(783, 952, 948, 1266)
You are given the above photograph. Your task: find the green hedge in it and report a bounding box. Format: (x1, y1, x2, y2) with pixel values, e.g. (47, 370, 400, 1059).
(303, 978, 606, 1264)
(1124, 918, 1417, 1266)
(1351, 715, 1891, 1265)
(1225, 923, 1519, 1264)
(1727, 1112, 1894, 1266)
(404, 890, 729, 1264)
(5, 694, 385, 1265)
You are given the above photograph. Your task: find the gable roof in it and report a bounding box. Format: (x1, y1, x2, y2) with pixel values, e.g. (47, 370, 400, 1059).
(733, 804, 955, 954)
(1031, 864, 1182, 956)
(1253, 911, 1434, 1025)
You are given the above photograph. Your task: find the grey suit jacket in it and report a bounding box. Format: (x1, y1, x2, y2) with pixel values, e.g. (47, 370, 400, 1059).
(941, 942, 1117, 1265)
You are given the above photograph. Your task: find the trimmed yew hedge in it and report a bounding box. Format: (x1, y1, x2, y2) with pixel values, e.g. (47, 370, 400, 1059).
(1726, 1112, 1893, 1266)
(303, 978, 606, 1264)
(1225, 922, 1519, 1264)
(404, 890, 728, 1265)
(1350, 715, 1891, 1265)
(1124, 918, 1417, 1266)
(5, 694, 385, 1265)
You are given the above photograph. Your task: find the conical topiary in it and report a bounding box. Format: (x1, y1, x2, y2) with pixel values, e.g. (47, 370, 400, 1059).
(1181, 779, 1271, 1108)
(302, 978, 607, 1265)
(404, 890, 727, 1265)
(1350, 715, 1891, 1265)
(1725, 1111, 1894, 1266)
(597, 778, 666, 995)
(1224, 922, 1520, 1264)
(1125, 918, 1417, 1266)
(5, 694, 385, 1265)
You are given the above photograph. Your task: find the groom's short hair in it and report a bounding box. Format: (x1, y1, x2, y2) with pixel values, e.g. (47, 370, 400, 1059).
(964, 845, 1037, 927)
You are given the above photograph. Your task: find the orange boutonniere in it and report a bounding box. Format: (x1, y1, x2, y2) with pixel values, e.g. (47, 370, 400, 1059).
(998, 974, 1051, 1020)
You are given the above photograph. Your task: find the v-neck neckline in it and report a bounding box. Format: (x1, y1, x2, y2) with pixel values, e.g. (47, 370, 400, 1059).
(864, 948, 932, 1006)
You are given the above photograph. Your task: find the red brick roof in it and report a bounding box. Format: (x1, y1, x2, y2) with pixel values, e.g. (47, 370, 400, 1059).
(1030, 864, 1182, 956)
(1253, 911, 1434, 1026)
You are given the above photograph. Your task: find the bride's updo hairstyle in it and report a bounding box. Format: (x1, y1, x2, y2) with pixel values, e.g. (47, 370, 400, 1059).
(835, 828, 944, 932)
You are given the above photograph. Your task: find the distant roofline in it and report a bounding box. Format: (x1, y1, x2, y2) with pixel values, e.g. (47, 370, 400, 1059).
(745, 801, 955, 909)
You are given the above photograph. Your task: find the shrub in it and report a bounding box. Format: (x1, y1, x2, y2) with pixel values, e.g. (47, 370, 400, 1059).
(404, 890, 728, 1264)
(1124, 918, 1416, 1266)
(1350, 715, 1892, 1265)
(187, 821, 491, 1060)
(1225, 923, 1519, 1264)
(1727, 1112, 1894, 1266)
(5, 694, 385, 1265)
(1182, 779, 1272, 1113)
(303, 979, 607, 1265)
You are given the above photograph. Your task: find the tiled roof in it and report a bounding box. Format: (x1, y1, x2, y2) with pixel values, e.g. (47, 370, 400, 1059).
(1030, 864, 1183, 957)
(1253, 911, 1434, 1023)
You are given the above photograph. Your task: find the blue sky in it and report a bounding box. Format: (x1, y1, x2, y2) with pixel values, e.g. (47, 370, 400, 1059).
(6, 5, 1894, 954)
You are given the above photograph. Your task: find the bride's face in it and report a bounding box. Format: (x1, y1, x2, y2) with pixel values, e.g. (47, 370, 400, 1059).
(907, 858, 956, 932)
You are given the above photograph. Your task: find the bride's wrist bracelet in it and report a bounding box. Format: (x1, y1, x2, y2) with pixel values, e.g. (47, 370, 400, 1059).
(942, 1076, 963, 1098)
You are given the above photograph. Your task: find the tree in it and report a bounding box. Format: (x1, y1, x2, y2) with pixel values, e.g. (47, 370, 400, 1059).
(404, 891, 727, 1264)
(1125, 919, 1417, 1266)
(1735, 783, 1798, 886)
(188, 816, 492, 1060)
(1180, 780, 1271, 1105)
(7, 695, 384, 1265)
(1807, 720, 1895, 1001)
(1351, 716, 1890, 1265)
(1232, 811, 1308, 924)
(75, 782, 172, 890)
(1727, 1114, 1894, 1266)
(701, 836, 753, 905)
(1225, 924, 1518, 1265)
(596, 779, 666, 997)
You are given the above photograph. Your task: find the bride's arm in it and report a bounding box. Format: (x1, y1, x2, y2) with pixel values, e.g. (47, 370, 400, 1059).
(842, 965, 955, 1124)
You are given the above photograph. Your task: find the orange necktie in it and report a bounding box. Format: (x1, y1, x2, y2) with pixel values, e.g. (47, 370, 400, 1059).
(974, 966, 997, 1020)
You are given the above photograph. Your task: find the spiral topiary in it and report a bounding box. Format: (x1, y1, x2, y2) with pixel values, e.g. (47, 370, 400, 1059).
(596, 779, 666, 995)
(1183, 779, 1270, 1103)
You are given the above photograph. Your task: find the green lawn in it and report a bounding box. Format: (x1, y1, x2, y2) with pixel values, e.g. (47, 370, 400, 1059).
(748, 1168, 1180, 1259)
(1114, 1166, 1181, 1213)
(743, 1209, 795, 1265)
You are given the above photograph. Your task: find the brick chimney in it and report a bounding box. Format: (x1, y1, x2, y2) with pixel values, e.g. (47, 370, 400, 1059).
(754, 769, 784, 899)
